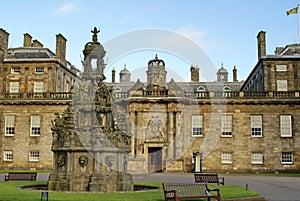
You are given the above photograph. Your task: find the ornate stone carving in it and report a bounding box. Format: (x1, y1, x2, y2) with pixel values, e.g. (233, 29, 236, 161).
(146, 116, 164, 139)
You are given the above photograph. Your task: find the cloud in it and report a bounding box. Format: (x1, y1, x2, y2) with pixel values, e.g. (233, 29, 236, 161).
(175, 25, 211, 49)
(54, 2, 77, 16)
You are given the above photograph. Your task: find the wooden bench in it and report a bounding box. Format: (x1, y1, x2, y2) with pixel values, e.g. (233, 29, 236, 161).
(194, 173, 225, 185)
(4, 172, 37, 181)
(162, 182, 221, 201)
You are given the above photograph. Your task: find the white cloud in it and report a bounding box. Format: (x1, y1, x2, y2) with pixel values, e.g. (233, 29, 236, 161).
(54, 2, 77, 16)
(175, 25, 210, 49)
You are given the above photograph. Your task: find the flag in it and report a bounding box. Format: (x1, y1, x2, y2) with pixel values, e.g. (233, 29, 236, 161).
(287, 7, 298, 16)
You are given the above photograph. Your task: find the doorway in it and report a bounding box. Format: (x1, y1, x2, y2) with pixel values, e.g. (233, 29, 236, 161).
(148, 147, 162, 172)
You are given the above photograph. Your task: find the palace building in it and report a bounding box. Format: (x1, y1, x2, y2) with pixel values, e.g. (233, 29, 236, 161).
(0, 27, 299, 173)
(0, 29, 80, 169)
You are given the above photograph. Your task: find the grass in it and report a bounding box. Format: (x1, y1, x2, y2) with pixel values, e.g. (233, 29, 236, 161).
(0, 181, 260, 201)
(0, 169, 52, 173)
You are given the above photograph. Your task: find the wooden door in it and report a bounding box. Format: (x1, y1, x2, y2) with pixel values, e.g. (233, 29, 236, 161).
(148, 147, 162, 172)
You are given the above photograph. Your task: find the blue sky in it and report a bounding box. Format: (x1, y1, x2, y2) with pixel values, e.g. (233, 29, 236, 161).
(1, 0, 299, 82)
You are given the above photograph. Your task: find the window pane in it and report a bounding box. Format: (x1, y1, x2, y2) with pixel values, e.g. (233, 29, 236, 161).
(221, 115, 232, 136)
(9, 82, 19, 93)
(251, 115, 262, 137)
(192, 115, 203, 136)
(280, 115, 292, 137)
(221, 153, 232, 164)
(276, 65, 287, 72)
(5, 115, 15, 136)
(34, 82, 44, 93)
(29, 151, 39, 161)
(35, 67, 44, 73)
(31, 115, 41, 136)
(277, 80, 287, 91)
(3, 151, 13, 161)
(281, 152, 293, 164)
(251, 152, 263, 164)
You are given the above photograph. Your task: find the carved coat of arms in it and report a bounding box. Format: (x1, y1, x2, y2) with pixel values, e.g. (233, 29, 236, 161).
(146, 116, 164, 139)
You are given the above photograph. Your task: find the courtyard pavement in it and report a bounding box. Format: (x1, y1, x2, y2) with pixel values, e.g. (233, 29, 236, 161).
(1, 173, 300, 201)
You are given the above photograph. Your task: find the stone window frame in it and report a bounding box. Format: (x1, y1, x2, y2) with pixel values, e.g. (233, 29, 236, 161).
(29, 151, 39, 162)
(281, 152, 293, 164)
(33, 81, 44, 93)
(9, 81, 19, 93)
(251, 115, 263, 137)
(221, 114, 232, 137)
(221, 152, 233, 164)
(191, 115, 203, 137)
(3, 150, 13, 161)
(30, 115, 41, 136)
(251, 152, 263, 164)
(276, 64, 287, 72)
(276, 80, 288, 91)
(280, 115, 292, 137)
(11, 66, 21, 74)
(35, 66, 44, 74)
(5, 115, 15, 136)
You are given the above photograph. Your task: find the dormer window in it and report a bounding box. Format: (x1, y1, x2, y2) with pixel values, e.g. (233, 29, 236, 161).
(35, 67, 44, 74)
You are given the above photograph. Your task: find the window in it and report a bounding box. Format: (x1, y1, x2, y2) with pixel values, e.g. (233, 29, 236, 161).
(192, 115, 203, 136)
(251, 115, 262, 137)
(29, 151, 39, 161)
(3, 151, 13, 161)
(280, 115, 292, 137)
(35, 67, 44, 74)
(5, 115, 15, 136)
(277, 80, 287, 91)
(276, 65, 287, 72)
(9, 82, 19, 93)
(221, 153, 232, 164)
(281, 152, 293, 164)
(30, 115, 41, 136)
(11, 67, 20, 74)
(221, 114, 232, 136)
(251, 152, 263, 164)
(34, 82, 44, 93)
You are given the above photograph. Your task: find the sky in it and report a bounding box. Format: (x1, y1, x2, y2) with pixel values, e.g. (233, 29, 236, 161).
(1, 0, 299, 82)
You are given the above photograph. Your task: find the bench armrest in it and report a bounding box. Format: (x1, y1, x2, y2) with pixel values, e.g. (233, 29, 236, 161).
(218, 177, 225, 185)
(164, 189, 177, 199)
(207, 188, 220, 195)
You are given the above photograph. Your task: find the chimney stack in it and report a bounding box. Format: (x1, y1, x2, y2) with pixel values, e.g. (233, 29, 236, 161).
(257, 31, 266, 60)
(32, 39, 43, 48)
(233, 65, 237, 82)
(56, 34, 67, 66)
(0, 28, 9, 59)
(23, 33, 32, 47)
(190, 65, 199, 82)
(112, 68, 116, 83)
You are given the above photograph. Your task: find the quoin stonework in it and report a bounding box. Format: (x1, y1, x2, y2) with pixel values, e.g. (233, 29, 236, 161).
(0, 27, 299, 173)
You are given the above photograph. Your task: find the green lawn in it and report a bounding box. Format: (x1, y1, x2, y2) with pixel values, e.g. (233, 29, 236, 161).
(0, 181, 260, 201)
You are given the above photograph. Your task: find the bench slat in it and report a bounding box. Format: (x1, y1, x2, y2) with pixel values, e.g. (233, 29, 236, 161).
(194, 173, 225, 185)
(162, 182, 220, 201)
(4, 172, 37, 181)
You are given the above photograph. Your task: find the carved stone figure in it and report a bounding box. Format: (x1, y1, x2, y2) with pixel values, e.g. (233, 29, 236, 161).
(79, 155, 88, 172)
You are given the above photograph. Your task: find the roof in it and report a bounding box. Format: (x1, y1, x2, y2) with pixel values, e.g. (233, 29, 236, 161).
(4, 47, 56, 61)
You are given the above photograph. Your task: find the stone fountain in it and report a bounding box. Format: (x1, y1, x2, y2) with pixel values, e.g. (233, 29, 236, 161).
(47, 27, 133, 192)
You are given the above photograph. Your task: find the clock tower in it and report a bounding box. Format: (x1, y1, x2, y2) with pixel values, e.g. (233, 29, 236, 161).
(146, 54, 167, 89)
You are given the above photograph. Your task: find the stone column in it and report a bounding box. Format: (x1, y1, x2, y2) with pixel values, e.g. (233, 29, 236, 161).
(129, 112, 136, 156)
(136, 112, 143, 156)
(167, 112, 174, 159)
(175, 112, 182, 159)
